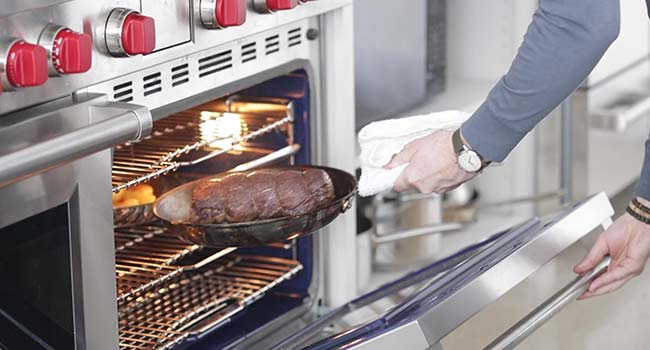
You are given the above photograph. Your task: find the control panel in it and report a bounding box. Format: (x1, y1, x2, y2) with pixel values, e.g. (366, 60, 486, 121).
(0, 0, 344, 108)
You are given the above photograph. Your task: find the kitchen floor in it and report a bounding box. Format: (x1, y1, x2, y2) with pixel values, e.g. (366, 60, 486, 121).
(442, 183, 650, 350)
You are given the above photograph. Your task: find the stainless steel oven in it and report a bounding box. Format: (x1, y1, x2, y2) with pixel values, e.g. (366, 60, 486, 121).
(0, 1, 357, 349)
(0, 1, 622, 350)
(0, 94, 153, 349)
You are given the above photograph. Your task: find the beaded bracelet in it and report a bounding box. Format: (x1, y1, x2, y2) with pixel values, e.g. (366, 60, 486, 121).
(632, 198, 650, 215)
(627, 202, 650, 225)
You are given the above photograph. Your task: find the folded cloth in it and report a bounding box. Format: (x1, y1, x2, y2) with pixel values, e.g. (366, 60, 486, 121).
(357, 110, 470, 197)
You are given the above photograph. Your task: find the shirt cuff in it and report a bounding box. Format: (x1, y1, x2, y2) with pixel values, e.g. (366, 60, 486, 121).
(460, 105, 526, 163)
(636, 139, 650, 200)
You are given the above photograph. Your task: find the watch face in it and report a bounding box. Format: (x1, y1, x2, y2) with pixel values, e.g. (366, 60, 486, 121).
(458, 150, 482, 172)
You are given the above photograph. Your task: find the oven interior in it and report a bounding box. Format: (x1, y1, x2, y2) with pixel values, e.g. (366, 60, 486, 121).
(114, 70, 315, 350)
(0, 70, 317, 350)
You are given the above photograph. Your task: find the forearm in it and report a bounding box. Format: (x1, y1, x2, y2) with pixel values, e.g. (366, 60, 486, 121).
(461, 0, 620, 162)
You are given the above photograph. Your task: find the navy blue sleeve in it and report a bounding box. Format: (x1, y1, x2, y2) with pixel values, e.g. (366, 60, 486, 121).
(460, 0, 620, 163)
(637, 141, 650, 199)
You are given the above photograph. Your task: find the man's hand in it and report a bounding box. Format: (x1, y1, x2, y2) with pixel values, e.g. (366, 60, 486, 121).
(387, 130, 476, 194)
(574, 212, 650, 299)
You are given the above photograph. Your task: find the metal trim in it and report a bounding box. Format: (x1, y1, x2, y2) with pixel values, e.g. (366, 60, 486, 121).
(482, 256, 611, 350)
(0, 38, 21, 91)
(0, 97, 152, 188)
(104, 7, 137, 57)
(253, 0, 271, 13)
(200, 0, 223, 29)
(37, 23, 66, 76)
(351, 322, 431, 350)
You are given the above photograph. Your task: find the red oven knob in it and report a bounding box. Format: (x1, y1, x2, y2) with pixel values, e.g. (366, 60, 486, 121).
(0, 39, 48, 91)
(200, 0, 247, 29)
(253, 0, 299, 13)
(104, 8, 156, 57)
(39, 24, 92, 75)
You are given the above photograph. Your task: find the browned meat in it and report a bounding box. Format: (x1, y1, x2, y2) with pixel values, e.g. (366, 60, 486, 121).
(191, 182, 226, 224)
(246, 170, 283, 219)
(190, 168, 335, 224)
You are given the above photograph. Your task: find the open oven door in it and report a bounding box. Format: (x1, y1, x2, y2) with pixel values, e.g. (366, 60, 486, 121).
(269, 192, 614, 350)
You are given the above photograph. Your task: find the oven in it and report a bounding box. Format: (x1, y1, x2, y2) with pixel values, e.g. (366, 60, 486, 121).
(0, 1, 356, 349)
(0, 1, 622, 350)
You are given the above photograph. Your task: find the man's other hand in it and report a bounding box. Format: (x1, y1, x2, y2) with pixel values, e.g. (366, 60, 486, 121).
(575, 212, 650, 299)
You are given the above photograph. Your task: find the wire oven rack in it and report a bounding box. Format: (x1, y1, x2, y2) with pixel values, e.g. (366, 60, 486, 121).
(112, 98, 294, 193)
(118, 255, 302, 350)
(115, 225, 236, 302)
(115, 225, 303, 350)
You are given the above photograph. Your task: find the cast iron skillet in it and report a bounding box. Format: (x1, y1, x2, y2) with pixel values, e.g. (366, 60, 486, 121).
(153, 166, 357, 247)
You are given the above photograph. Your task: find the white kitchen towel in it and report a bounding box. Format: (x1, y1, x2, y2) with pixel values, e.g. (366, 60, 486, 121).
(358, 110, 471, 197)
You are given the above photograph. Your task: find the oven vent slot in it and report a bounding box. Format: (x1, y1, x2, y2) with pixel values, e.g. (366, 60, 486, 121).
(241, 42, 257, 63)
(198, 49, 233, 78)
(171, 63, 190, 87)
(265, 34, 280, 55)
(112, 81, 133, 102)
(142, 72, 162, 97)
(288, 27, 302, 47)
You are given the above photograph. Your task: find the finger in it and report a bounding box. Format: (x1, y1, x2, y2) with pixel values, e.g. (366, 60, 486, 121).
(385, 143, 418, 169)
(579, 275, 633, 300)
(574, 234, 609, 274)
(588, 265, 634, 292)
(392, 168, 411, 192)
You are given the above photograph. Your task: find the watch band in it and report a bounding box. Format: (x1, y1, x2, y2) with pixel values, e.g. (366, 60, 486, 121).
(452, 128, 465, 155)
(452, 129, 489, 171)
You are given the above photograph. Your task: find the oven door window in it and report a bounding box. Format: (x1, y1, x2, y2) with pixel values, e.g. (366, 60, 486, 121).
(0, 203, 74, 350)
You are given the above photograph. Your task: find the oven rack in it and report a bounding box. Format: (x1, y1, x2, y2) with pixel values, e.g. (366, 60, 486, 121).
(115, 225, 237, 302)
(118, 255, 303, 350)
(112, 105, 294, 193)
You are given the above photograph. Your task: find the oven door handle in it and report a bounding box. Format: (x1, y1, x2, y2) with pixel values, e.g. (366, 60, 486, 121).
(482, 256, 611, 350)
(0, 101, 152, 187)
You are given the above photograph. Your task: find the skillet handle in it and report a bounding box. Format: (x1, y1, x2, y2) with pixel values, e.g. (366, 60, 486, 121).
(341, 197, 354, 213)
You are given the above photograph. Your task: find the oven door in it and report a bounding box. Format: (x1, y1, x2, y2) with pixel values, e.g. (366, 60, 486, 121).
(0, 93, 152, 350)
(270, 192, 614, 350)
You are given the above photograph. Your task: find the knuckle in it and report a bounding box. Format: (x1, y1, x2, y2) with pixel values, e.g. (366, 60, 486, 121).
(416, 183, 434, 194)
(405, 173, 420, 187)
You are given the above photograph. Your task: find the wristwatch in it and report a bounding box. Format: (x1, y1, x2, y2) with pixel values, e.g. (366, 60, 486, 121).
(452, 129, 489, 173)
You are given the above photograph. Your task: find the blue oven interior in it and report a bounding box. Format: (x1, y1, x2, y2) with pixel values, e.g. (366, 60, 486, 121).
(175, 70, 316, 349)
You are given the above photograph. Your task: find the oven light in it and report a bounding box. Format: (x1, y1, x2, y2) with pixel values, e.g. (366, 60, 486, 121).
(229, 102, 286, 114)
(200, 111, 246, 149)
